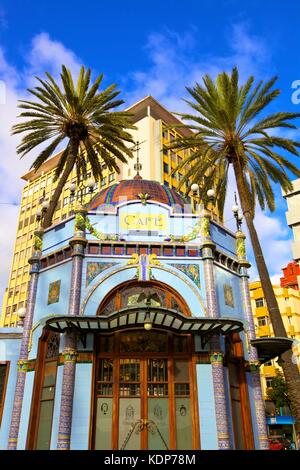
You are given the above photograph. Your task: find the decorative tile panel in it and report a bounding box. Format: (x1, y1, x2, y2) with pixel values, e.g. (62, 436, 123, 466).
(86, 262, 118, 286)
(47, 280, 61, 305)
(224, 284, 234, 308)
(170, 263, 200, 288)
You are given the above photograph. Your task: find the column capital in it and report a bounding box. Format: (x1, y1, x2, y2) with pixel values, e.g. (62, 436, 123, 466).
(62, 348, 78, 363)
(239, 259, 251, 270)
(69, 236, 88, 250)
(17, 359, 29, 373)
(247, 361, 261, 372)
(28, 250, 42, 265)
(210, 352, 224, 364)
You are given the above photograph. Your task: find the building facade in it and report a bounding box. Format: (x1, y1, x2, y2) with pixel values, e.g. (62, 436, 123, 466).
(1, 96, 201, 328)
(280, 261, 300, 291)
(0, 170, 276, 450)
(282, 179, 300, 291)
(250, 281, 300, 396)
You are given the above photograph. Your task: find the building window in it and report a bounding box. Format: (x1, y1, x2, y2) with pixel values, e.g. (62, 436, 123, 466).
(0, 362, 9, 425)
(255, 298, 264, 308)
(265, 378, 273, 389)
(287, 316, 293, 325)
(108, 173, 115, 183)
(101, 177, 107, 187)
(264, 360, 272, 366)
(258, 317, 269, 327)
(63, 197, 69, 207)
(163, 162, 169, 173)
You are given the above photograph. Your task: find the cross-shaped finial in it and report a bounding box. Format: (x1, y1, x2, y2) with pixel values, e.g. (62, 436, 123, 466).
(133, 140, 143, 176)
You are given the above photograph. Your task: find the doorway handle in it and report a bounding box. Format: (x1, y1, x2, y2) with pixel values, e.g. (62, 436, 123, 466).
(120, 419, 169, 450)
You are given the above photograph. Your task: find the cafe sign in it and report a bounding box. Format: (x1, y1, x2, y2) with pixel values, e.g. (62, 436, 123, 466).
(120, 213, 167, 231)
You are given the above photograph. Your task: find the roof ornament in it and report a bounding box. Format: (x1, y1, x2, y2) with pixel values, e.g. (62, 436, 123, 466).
(132, 140, 146, 179)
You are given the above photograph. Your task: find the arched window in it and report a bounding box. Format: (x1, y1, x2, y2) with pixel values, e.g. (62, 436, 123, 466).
(98, 281, 191, 317)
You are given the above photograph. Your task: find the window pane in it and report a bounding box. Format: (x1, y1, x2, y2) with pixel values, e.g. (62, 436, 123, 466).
(94, 397, 113, 450)
(43, 362, 57, 386)
(175, 398, 192, 449)
(120, 359, 140, 382)
(97, 359, 113, 382)
(118, 398, 140, 450)
(41, 386, 55, 400)
(148, 398, 170, 450)
(36, 400, 54, 450)
(174, 360, 189, 382)
(148, 359, 168, 382)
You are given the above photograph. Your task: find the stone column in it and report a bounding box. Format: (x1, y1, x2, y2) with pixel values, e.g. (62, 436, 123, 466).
(236, 230, 269, 450)
(57, 208, 87, 450)
(200, 211, 231, 449)
(210, 352, 231, 449)
(8, 229, 43, 450)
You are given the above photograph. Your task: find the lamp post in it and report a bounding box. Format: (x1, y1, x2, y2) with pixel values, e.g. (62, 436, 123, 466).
(191, 183, 215, 213)
(69, 178, 96, 205)
(17, 307, 26, 327)
(232, 193, 243, 231)
(36, 199, 49, 223)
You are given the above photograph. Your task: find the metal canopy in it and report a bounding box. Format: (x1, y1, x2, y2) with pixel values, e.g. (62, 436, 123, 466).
(251, 337, 293, 364)
(41, 306, 243, 347)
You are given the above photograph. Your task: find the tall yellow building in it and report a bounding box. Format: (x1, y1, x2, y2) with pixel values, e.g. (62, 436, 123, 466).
(1, 96, 198, 327)
(250, 281, 300, 400)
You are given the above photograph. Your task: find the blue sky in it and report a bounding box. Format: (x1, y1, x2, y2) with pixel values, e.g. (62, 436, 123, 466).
(0, 0, 300, 305)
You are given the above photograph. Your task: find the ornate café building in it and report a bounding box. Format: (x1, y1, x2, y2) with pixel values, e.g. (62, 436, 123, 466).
(0, 97, 291, 451)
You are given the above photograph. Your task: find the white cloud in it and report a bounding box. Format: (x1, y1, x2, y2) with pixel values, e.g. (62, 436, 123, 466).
(26, 32, 82, 85)
(0, 34, 82, 310)
(125, 23, 272, 112)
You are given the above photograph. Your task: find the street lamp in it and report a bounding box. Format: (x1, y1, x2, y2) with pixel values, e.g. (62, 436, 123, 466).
(69, 178, 96, 204)
(36, 199, 49, 222)
(232, 193, 243, 231)
(191, 183, 215, 211)
(143, 309, 153, 331)
(17, 307, 26, 326)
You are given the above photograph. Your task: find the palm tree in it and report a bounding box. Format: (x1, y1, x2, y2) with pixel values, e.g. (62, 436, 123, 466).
(12, 65, 136, 228)
(170, 67, 300, 431)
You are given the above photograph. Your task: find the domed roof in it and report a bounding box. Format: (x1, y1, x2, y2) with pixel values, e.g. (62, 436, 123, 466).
(88, 177, 186, 213)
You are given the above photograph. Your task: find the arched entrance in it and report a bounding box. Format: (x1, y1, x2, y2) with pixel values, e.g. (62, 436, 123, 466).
(92, 330, 197, 450)
(91, 281, 198, 450)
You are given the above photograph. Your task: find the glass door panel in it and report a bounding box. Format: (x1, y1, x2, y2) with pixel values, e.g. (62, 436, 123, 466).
(94, 359, 113, 450)
(175, 398, 192, 449)
(118, 359, 141, 450)
(95, 398, 113, 450)
(118, 398, 141, 450)
(174, 360, 193, 449)
(147, 358, 169, 449)
(148, 398, 169, 450)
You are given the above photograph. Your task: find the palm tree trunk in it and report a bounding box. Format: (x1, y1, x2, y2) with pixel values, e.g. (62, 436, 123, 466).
(42, 139, 78, 229)
(233, 160, 300, 433)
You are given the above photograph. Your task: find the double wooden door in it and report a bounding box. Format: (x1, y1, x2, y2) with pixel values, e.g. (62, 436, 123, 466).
(92, 331, 197, 450)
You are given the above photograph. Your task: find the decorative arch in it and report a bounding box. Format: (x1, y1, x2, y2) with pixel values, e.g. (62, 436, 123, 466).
(97, 279, 191, 317)
(81, 264, 206, 317)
